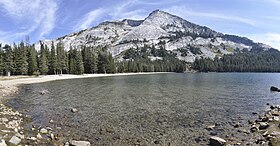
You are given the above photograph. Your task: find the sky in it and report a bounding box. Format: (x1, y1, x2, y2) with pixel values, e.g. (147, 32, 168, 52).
(0, 0, 280, 49)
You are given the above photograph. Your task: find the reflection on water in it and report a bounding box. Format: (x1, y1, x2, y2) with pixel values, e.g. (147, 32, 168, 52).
(6, 73, 280, 145)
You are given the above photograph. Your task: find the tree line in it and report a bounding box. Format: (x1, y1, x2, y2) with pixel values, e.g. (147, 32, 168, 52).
(192, 49, 280, 72)
(0, 41, 186, 76)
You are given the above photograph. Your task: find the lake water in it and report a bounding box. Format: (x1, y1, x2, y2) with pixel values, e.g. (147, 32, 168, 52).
(5, 73, 280, 145)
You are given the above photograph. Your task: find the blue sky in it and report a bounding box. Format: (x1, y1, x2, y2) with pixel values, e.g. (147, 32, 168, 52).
(0, 0, 280, 49)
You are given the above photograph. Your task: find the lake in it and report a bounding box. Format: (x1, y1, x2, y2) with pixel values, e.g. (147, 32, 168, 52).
(5, 73, 280, 145)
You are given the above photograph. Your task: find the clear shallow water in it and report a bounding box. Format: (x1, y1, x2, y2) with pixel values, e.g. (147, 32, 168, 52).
(6, 73, 280, 145)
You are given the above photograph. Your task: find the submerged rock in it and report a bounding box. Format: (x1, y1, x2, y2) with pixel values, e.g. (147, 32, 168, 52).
(69, 140, 90, 146)
(40, 128, 48, 134)
(71, 108, 78, 113)
(209, 136, 226, 146)
(259, 122, 269, 130)
(37, 133, 43, 139)
(270, 86, 279, 92)
(250, 125, 258, 132)
(9, 136, 21, 145)
(206, 125, 215, 131)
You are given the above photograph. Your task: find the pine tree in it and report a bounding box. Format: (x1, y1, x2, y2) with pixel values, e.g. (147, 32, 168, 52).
(68, 46, 76, 74)
(97, 51, 108, 73)
(17, 41, 28, 75)
(27, 45, 38, 75)
(93, 52, 98, 73)
(49, 42, 58, 74)
(82, 46, 94, 74)
(106, 53, 115, 73)
(0, 46, 4, 75)
(76, 49, 84, 74)
(3, 44, 14, 76)
(39, 43, 49, 75)
(56, 42, 67, 74)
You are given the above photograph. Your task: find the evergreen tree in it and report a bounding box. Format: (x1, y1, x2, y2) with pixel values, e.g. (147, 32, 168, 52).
(49, 42, 58, 74)
(76, 49, 84, 74)
(0, 46, 4, 75)
(16, 41, 28, 75)
(97, 51, 108, 73)
(39, 43, 49, 75)
(3, 44, 14, 76)
(93, 52, 98, 73)
(106, 53, 116, 73)
(82, 46, 94, 74)
(56, 41, 67, 74)
(27, 45, 38, 75)
(68, 46, 76, 74)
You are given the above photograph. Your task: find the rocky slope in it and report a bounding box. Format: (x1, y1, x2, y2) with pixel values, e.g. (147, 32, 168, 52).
(35, 10, 274, 63)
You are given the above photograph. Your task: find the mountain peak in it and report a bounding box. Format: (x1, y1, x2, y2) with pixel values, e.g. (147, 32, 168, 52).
(147, 9, 173, 18)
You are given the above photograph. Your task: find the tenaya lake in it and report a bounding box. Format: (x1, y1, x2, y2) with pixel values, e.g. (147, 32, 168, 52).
(5, 73, 280, 145)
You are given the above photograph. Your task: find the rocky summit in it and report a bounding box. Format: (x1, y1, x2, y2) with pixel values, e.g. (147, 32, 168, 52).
(35, 9, 274, 63)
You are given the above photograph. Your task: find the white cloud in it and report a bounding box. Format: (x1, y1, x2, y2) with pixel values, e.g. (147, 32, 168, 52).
(74, 0, 147, 31)
(75, 8, 105, 31)
(0, 0, 58, 42)
(164, 6, 258, 27)
(250, 33, 280, 49)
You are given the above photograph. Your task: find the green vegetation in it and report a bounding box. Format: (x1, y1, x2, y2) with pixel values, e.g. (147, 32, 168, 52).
(119, 46, 185, 73)
(0, 41, 185, 76)
(192, 49, 280, 72)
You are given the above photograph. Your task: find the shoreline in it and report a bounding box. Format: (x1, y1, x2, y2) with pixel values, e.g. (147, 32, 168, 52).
(0, 72, 168, 145)
(0, 72, 168, 98)
(0, 72, 277, 145)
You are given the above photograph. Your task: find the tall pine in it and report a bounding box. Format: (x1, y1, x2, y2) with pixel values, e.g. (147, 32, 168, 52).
(39, 43, 48, 75)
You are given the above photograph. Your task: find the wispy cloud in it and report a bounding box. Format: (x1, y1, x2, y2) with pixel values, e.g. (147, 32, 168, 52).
(250, 33, 280, 49)
(74, 0, 149, 31)
(164, 6, 258, 27)
(0, 0, 58, 43)
(75, 8, 105, 31)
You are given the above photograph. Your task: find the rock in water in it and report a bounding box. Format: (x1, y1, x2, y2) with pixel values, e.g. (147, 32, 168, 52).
(40, 128, 48, 134)
(69, 140, 90, 146)
(270, 86, 279, 92)
(71, 108, 78, 113)
(259, 122, 269, 130)
(9, 136, 21, 145)
(209, 136, 226, 146)
(0, 139, 7, 146)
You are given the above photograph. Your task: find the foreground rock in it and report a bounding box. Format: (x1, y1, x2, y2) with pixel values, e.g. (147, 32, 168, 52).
(270, 86, 280, 92)
(71, 108, 78, 113)
(0, 139, 7, 146)
(9, 135, 21, 145)
(209, 136, 226, 146)
(69, 140, 90, 146)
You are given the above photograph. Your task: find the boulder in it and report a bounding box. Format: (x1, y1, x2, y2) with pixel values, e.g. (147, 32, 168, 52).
(9, 136, 21, 145)
(37, 133, 43, 139)
(71, 108, 78, 113)
(270, 86, 279, 92)
(0, 139, 7, 146)
(251, 125, 258, 132)
(209, 136, 226, 146)
(40, 128, 48, 134)
(259, 122, 269, 130)
(69, 140, 90, 146)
